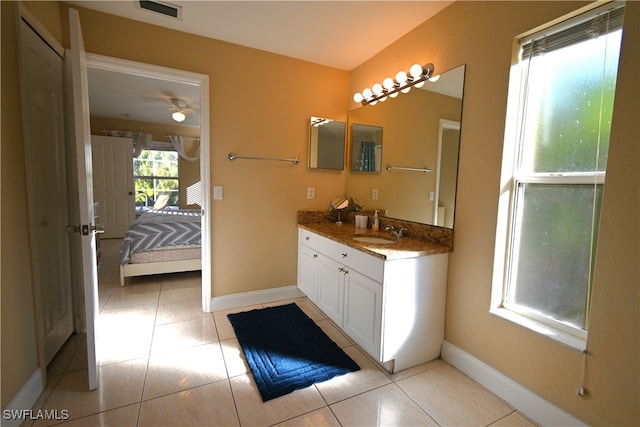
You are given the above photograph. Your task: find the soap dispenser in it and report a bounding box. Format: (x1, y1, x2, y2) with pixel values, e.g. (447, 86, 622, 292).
(372, 210, 380, 231)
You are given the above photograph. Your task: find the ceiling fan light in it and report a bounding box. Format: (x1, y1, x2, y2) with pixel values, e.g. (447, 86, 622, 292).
(172, 111, 186, 122)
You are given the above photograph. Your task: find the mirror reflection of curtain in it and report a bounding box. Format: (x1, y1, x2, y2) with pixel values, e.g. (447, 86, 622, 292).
(358, 142, 376, 171)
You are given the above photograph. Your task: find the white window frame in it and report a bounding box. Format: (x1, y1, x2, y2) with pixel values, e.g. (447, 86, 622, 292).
(134, 148, 180, 208)
(490, 2, 623, 351)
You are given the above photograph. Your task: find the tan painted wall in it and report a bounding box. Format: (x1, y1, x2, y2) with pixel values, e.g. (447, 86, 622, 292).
(350, 1, 639, 424)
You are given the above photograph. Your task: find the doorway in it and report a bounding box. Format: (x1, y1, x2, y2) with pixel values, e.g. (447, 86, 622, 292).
(84, 54, 211, 315)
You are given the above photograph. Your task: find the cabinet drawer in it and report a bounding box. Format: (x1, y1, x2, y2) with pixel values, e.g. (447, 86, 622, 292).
(299, 228, 384, 281)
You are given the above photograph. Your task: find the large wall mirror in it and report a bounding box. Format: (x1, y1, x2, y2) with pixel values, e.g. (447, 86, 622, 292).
(308, 117, 346, 170)
(347, 64, 466, 228)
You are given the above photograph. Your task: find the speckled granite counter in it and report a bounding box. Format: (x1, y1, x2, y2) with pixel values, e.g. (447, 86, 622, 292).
(298, 220, 451, 261)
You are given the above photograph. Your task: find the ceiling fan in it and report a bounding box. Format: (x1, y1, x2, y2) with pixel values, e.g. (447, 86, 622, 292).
(170, 97, 189, 122)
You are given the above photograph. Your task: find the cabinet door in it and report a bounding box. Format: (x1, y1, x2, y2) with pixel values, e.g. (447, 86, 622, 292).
(343, 269, 383, 360)
(316, 253, 344, 326)
(298, 245, 319, 303)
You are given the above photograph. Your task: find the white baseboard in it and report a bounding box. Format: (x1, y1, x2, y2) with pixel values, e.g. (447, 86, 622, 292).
(210, 285, 305, 312)
(441, 341, 587, 426)
(2, 369, 45, 427)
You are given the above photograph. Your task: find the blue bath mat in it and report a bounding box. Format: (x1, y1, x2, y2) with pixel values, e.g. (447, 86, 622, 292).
(227, 303, 360, 401)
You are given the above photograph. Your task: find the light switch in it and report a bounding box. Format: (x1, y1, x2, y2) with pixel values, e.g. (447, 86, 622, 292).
(429, 191, 435, 201)
(371, 188, 379, 200)
(213, 185, 223, 200)
(307, 187, 315, 200)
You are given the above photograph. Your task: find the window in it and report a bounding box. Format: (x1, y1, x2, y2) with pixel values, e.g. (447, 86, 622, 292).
(492, 3, 624, 346)
(133, 149, 179, 209)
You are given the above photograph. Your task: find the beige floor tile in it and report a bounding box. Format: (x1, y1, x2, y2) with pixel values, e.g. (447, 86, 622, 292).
(314, 345, 392, 404)
(491, 411, 539, 426)
(155, 299, 208, 325)
(139, 381, 239, 427)
(53, 403, 140, 427)
(101, 287, 160, 311)
(102, 287, 160, 310)
(273, 407, 341, 427)
(389, 357, 446, 381)
(158, 285, 201, 305)
(97, 321, 153, 366)
(66, 341, 88, 373)
(397, 364, 513, 426)
(47, 334, 85, 376)
(143, 343, 228, 400)
(151, 315, 218, 355)
(230, 374, 326, 427)
(42, 359, 147, 421)
(99, 304, 158, 330)
(219, 338, 250, 378)
(160, 271, 201, 289)
(331, 383, 439, 426)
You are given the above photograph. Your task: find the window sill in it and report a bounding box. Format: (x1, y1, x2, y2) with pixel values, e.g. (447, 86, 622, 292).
(490, 307, 586, 352)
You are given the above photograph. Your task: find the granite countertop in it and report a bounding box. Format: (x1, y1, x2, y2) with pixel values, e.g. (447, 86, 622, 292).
(298, 222, 451, 261)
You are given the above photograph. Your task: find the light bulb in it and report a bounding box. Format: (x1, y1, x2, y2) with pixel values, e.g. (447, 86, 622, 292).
(410, 63, 423, 79)
(362, 88, 373, 99)
(395, 71, 408, 84)
(379, 96, 387, 102)
(353, 93, 364, 103)
(401, 86, 411, 94)
(383, 77, 395, 90)
(172, 111, 186, 122)
(372, 83, 383, 95)
(414, 81, 425, 88)
(369, 99, 378, 106)
(389, 92, 399, 98)
(428, 74, 441, 82)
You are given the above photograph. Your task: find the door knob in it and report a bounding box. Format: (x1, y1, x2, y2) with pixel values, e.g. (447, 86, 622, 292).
(91, 224, 105, 234)
(128, 191, 134, 195)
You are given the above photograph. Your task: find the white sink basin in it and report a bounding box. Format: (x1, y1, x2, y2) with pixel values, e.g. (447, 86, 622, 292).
(353, 236, 395, 244)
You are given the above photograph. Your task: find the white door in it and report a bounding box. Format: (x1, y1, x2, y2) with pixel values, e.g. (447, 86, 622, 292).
(68, 8, 99, 390)
(18, 17, 74, 365)
(91, 135, 134, 238)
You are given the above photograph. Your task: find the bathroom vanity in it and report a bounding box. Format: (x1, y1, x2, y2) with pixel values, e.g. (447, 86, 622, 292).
(297, 220, 450, 373)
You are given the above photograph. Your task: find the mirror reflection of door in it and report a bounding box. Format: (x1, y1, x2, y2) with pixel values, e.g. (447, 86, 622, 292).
(434, 119, 460, 228)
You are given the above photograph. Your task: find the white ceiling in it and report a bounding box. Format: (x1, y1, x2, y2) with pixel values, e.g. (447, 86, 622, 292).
(73, 0, 454, 128)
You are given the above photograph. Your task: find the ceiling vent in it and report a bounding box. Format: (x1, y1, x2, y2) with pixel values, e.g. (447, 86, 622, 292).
(138, 1, 182, 20)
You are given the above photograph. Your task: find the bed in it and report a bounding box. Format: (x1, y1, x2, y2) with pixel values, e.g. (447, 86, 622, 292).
(120, 209, 202, 286)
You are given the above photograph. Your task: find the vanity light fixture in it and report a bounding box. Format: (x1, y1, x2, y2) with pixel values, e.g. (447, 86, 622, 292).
(353, 63, 435, 106)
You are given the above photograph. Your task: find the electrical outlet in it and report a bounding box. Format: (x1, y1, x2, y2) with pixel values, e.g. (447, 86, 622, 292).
(307, 187, 315, 200)
(213, 185, 223, 200)
(371, 188, 379, 200)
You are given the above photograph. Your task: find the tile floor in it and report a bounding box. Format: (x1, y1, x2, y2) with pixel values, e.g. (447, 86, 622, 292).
(28, 239, 537, 427)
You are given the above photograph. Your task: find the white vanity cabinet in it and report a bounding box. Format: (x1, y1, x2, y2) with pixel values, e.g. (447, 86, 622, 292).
(297, 227, 449, 372)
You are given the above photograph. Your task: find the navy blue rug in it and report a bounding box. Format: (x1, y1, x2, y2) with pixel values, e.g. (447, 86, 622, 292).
(227, 303, 360, 401)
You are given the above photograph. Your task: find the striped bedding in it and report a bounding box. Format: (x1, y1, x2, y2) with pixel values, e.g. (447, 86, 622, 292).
(120, 209, 201, 266)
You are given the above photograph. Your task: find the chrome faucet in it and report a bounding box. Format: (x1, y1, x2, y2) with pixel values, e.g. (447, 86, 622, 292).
(385, 225, 408, 238)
